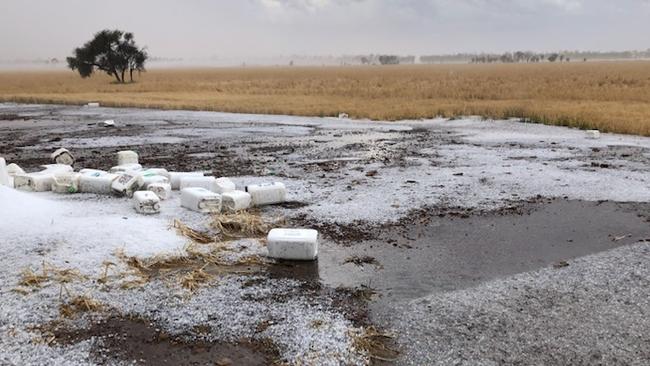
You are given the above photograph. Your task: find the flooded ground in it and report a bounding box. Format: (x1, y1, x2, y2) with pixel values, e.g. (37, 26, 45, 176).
(1, 103, 649, 365)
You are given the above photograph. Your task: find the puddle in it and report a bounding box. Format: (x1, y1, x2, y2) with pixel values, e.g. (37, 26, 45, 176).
(50, 316, 277, 365)
(273, 199, 650, 321)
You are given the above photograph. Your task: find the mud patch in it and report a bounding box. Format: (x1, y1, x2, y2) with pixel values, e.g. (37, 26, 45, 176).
(293, 197, 547, 245)
(314, 199, 650, 320)
(49, 315, 278, 365)
(0, 113, 30, 121)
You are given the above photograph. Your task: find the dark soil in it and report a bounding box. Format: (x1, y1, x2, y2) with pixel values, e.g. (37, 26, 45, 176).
(49, 315, 279, 366)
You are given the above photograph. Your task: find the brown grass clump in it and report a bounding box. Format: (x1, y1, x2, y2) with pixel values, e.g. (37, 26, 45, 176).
(1, 63, 649, 135)
(173, 219, 215, 244)
(211, 210, 284, 239)
(17, 263, 86, 289)
(59, 295, 103, 318)
(114, 242, 265, 291)
(18, 268, 49, 287)
(179, 266, 214, 292)
(351, 326, 399, 362)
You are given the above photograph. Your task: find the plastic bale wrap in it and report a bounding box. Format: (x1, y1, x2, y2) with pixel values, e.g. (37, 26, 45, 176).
(0, 158, 9, 187)
(214, 177, 236, 194)
(51, 172, 81, 194)
(79, 168, 106, 176)
(267, 228, 319, 260)
(142, 168, 170, 179)
(39, 164, 74, 174)
(147, 182, 172, 200)
(133, 191, 161, 214)
(181, 187, 222, 213)
(221, 190, 252, 212)
(111, 172, 144, 197)
(6, 163, 25, 176)
(51, 148, 75, 166)
(13, 173, 54, 192)
(245, 182, 287, 206)
(179, 176, 217, 192)
(169, 172, 204, 190)
(142, 174, 169, 188)
(116, 150, 139, 165)
(109, 163, 143, 173)
(585, 130, 601, 139)
(78, 172, 119, 195)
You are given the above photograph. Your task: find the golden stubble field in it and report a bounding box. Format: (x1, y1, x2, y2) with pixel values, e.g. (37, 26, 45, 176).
(1, 62, 649, 136)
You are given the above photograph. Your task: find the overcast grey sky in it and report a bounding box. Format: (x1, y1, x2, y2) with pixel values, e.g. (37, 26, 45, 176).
(1, 0, 649, 60)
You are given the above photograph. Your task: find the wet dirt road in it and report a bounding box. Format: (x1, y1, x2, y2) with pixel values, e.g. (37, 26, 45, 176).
(1, 103, 649, 365)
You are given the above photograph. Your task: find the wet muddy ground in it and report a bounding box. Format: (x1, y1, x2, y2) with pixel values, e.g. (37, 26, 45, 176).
(49, 316, 276, 366)
(1, 103, 649, 365)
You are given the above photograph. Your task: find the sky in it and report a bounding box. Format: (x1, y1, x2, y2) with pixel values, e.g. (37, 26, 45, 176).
(1, 0, 649, 62)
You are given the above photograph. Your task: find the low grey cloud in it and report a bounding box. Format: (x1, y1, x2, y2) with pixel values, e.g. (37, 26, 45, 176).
(0, 0, 648, 61)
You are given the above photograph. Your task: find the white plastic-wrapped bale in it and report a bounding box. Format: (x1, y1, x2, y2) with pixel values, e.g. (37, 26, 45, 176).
(181, 187, 222, 213)
(116, 150, 139, 165)
(50, 148, 75, 166)
(79, 168, 106, 176)
(141, 168, 170, 179)
(213, 177, 236, 194)
(87, 102, 100, 107)
(142, 174, 169, 188)
(39, 164, 74, 174)
(78, 172, 119, 195)
(111, 172, 144, 197)
(169, 172, 204, 190)
(133, 191, 161, 214)
(6, 163, 25, 176)
(109, 163, 143, 173)
(3, 162, 24, 188)
(221, 190, 252, 212)
(245, 182, 286, 206)
(13, 164, 74, 192)
(179, 176, 217, 191)
(0, 158, 9, 187)
(147, 182, 172, 200)
(13, 174, 54, 192)
(51, 172, 81, 194)
(585, 130, 601, 139)
(267, 228, 319, 261)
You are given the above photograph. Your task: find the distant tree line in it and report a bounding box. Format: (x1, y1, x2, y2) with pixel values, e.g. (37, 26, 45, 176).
(468, 52, 569, 63)
(420, 49, 650, 64)
(355, 54, 416, 65)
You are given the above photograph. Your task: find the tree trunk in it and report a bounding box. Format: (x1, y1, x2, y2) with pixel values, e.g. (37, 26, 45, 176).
(130, 68, 134, 82)
(121, 69, 126, 83)
(113, 71, 122, 83)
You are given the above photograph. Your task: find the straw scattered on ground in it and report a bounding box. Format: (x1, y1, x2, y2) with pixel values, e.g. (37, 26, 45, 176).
(59, 295, 103, 318)
(172, 219, 215, 244)
(17, 263, 87, 290)
(351, 326, 400, 362)
(211, 210, 284, 239)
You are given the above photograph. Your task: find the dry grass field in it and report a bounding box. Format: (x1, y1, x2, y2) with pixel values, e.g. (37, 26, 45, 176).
(1, 62, 649, 136)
